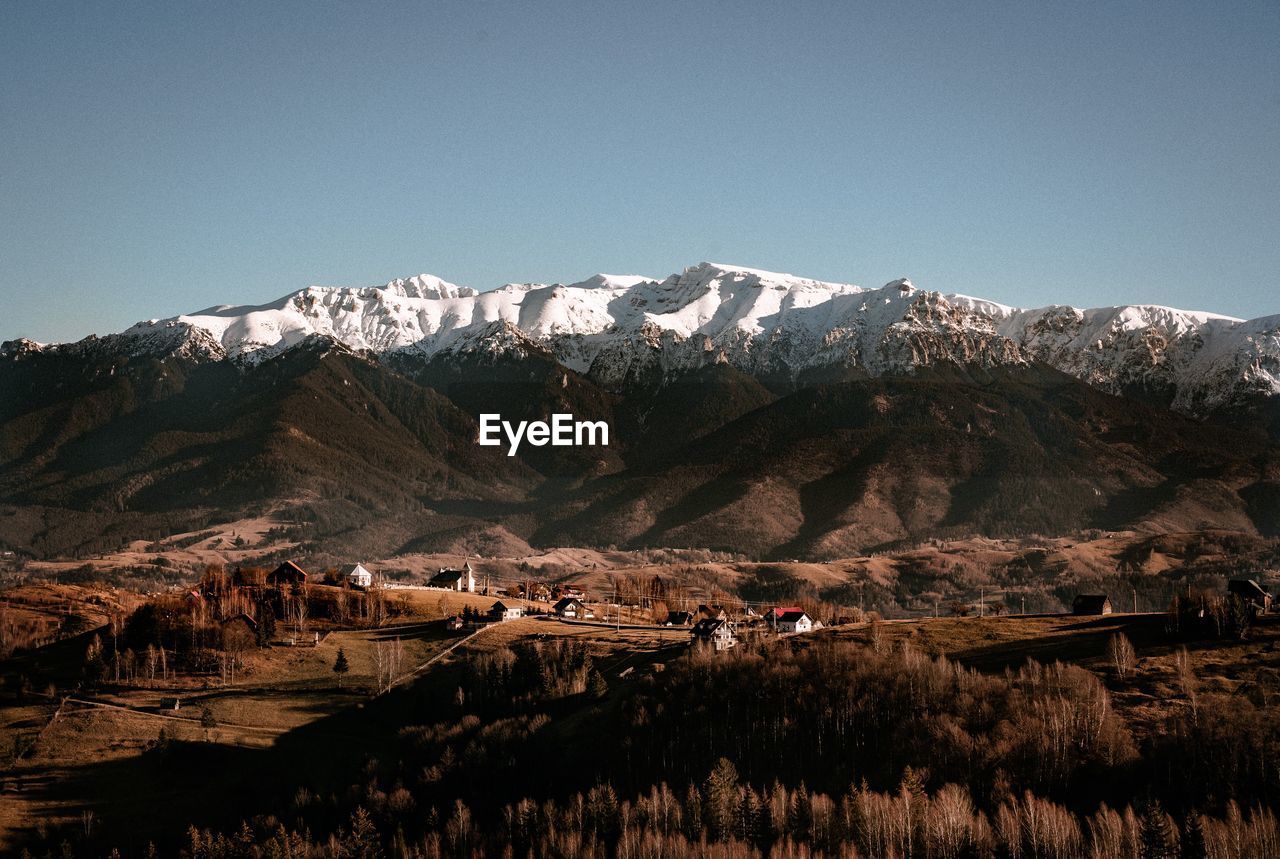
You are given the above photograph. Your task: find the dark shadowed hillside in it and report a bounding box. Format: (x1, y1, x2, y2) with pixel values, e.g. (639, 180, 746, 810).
(534, 367, 1280, 558)
(0, 342, 538, 556)
(3, 343, 1279, 560)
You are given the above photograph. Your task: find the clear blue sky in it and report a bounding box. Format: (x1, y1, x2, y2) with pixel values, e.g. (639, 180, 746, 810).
(2, 1, 1277, 343)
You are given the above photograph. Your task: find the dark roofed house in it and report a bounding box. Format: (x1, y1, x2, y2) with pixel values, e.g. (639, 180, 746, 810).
(775, 610, 814, 634)
(553, 597, 593, 619)
(267, 561, 308, 587)
(489, 601, 524, 622)
(666, 610, 695, 626)
(691, 617, 738, 652)
(767, 606, 805, 628)
(1072, 594, 1112, 616)
(1228, 579, 1272, 613)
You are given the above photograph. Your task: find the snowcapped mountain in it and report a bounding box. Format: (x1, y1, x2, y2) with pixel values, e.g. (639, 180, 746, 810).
(9, 262, 1280, 415)
(6, 262, 1280, 560)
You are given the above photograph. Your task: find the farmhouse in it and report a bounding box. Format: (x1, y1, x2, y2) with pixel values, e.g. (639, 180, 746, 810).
(765, 606, 805, 629)
(267, 561, 308, 587)
(489, 601, 524, 622)
(690, 617, 738, 651)
(341, 563, 373, 589)
(775, 610, 814, 634)
(553, 597, 593, 619)
(1228, 579, 1272, 613)
(430, 561, 476, 593)
(1072, 594, 1112, 616)
(445, 614, 465, 632)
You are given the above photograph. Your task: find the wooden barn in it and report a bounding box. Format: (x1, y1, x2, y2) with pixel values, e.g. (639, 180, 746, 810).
(267, 561, 308, 587)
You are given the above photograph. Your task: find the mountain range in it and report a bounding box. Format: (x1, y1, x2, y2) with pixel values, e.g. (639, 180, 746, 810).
(3, 262, 1279, 561)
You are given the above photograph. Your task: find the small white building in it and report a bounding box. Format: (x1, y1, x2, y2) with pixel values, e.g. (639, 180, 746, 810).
(341, 563, 373, 589)
(430, 560, 476, 593)
(489, 600, 524, 622)
(776, 610, 813, 634)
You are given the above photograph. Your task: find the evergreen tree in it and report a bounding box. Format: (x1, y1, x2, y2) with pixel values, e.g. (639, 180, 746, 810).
(738, 785, 763, 843)
(84, 650, 108, 687)
(684, 783, 703, 839)
(343, 807, 384, 859)
(333, 647, 350, 688)
(255, 598, 276, 646)
(703, 757, 739, 840)
(1140, 799, 1178, 859)
(199, 706, 218, 742)
(1181, 811, 1207, 859)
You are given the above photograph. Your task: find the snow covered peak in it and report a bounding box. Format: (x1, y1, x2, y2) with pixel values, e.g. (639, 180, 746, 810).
(677, 261, 864, 292)
(566, 274, 654, 290)
(381, 274, 478, 300)
(30, 263, 1280, 415)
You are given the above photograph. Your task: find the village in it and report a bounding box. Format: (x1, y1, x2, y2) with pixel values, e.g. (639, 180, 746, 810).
(171, 554, 1280, 673)
(187, 556, 836, 663)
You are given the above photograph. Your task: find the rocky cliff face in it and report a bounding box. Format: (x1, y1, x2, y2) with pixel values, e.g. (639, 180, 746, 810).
(7, 262, 1279, 415)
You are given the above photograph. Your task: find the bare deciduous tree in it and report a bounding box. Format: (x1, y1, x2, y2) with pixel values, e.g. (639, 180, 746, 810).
(1110, 632, 1135, 680)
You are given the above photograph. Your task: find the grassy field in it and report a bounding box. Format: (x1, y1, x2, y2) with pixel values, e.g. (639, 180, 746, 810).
(814, 610, 1280, 680)
(5, 600, 1279, 853)
(0, 606, 694, 850)
(813, 610, 1280, 738)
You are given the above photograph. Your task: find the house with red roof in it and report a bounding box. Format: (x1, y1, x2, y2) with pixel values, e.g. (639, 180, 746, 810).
(767, 607, 815, 633)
